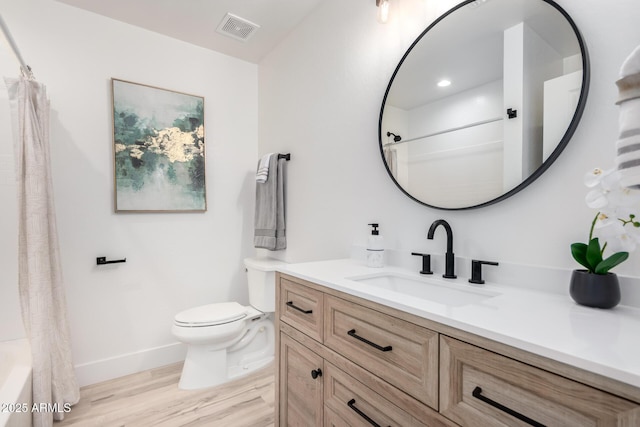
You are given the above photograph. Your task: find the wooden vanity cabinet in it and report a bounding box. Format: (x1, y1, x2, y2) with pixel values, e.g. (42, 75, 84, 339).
(276, 273, 640, 426)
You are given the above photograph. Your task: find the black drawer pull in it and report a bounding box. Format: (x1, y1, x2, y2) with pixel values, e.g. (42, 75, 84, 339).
(286, 301, 312, 314)
(310, 368, 322, 379)
(347, 399, 389, 427)
(472, 387, 546, 427)
(347, 329, 392, 352)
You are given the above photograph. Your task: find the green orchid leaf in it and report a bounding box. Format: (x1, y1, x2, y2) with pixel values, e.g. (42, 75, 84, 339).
(586, 238, 603, 270)
(595, 252, 629, 274)
(571, 242, 591, 271)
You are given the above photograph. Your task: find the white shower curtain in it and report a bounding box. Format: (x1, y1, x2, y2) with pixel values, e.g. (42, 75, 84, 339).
(5, 77, 79, 426)
(383, 146, 398, 178)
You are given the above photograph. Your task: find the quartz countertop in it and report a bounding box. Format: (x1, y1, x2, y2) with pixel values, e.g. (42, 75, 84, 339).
(277, 258, 640, 389)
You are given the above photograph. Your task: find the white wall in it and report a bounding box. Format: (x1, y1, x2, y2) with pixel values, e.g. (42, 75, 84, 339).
(259, 0, 640, 284)
(0, 0, 258, 385)
(407, 80, 503, 140)
(503, 23, 525, 190)
(522, 22, 563, 177)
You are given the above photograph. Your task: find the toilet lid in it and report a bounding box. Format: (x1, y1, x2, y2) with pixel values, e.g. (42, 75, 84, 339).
(174, 302, 247, 327)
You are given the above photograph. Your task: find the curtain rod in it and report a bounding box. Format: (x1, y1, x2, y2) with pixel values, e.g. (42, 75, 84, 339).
(384, 117, 504, 147)
(0, 13, 34, 79)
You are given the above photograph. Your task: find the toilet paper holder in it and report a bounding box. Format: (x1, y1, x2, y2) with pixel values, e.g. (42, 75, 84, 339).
(96, 257, 126, 265)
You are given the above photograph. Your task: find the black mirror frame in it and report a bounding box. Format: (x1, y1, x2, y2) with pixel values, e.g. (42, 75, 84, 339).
(378, 0, 590, 211)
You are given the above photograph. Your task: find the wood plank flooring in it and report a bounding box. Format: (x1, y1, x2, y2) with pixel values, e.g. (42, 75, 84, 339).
(56, 363, 275, 427)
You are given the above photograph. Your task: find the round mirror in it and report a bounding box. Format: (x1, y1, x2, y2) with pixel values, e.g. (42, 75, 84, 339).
(379, 0, 589, 210)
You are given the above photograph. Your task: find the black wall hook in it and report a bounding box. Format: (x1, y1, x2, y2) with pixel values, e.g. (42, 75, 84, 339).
(97, 257, 126, 265)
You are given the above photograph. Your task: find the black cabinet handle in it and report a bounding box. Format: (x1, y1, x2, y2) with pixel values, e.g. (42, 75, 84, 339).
(472, 387, 546, 427)
(286, 301, 312, 314)
(310, 368, 322, 379)
(347, 329, 392, 352)
(347, 399, 389, 427)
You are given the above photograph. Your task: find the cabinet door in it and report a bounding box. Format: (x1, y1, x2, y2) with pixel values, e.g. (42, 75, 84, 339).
(280, 332, 324, 426)
(440, 336, 640, 426)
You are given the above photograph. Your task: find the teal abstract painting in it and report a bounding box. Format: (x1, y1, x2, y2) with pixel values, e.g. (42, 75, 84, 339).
(111, 79, 206, 212)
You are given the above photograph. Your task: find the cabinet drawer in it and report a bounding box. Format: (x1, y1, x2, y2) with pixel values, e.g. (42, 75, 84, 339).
(324, 362, 454, 427)
(324, 295, 439, 409)
(440, 336, 640, 426)
(280, 278, 324, 342)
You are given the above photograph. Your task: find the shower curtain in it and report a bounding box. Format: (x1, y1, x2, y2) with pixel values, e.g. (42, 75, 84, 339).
(5, 77, 79, 426)
(383, 146, 397, 178)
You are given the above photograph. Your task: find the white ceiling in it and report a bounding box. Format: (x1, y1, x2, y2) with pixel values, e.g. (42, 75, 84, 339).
(54, 0, 323, 63)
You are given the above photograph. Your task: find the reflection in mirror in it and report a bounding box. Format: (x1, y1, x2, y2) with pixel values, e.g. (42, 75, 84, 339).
(379, 0, 589, 210)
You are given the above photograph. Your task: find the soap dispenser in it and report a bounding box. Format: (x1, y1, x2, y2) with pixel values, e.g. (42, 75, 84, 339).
(366, 223, 385, 268)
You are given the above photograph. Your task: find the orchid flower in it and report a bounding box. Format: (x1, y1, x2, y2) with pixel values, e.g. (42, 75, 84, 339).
(571, 167, 640, 274)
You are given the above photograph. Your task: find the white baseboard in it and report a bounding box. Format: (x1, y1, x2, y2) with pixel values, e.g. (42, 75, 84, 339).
(74, 342, 187, 387)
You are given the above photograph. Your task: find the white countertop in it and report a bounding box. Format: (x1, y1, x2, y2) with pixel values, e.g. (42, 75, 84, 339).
(277, 258, 640, 389)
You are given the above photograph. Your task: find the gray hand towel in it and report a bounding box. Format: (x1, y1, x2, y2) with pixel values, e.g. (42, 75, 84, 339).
(254, 155, 286, 250)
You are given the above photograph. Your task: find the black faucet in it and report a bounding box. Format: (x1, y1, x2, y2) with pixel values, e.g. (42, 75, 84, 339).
(427, 219, 456, 279)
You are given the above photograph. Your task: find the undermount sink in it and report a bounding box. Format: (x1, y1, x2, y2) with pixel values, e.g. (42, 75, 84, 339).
(347, 272, 499, 307)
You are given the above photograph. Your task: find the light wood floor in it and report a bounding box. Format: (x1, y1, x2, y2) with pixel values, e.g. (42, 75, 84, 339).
(56, 363, 275, 427)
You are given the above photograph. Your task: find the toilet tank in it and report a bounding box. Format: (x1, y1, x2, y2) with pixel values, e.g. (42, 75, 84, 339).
(244, 257, 286, 312)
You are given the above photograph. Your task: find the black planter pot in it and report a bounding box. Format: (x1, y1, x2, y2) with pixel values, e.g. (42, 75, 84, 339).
(570, 270, 621, 309)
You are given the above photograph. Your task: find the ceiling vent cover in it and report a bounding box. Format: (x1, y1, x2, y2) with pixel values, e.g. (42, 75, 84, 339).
(216, 13, 260, 42)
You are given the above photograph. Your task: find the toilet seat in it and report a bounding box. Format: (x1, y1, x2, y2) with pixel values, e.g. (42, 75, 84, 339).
(174, 302, 248, 328)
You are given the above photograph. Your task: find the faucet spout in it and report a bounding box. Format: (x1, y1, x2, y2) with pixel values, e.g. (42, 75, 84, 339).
(427, 219, 456, 279)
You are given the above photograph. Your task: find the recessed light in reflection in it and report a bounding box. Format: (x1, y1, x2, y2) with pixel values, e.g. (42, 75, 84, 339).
(437, 79, 451, 87)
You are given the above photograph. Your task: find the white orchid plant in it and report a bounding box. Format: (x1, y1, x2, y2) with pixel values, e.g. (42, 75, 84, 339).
(571, 168, 640, 274)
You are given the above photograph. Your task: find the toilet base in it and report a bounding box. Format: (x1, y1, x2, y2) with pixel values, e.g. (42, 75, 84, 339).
(178, 317, 274, 390)
(179, 345, 228, 390)
(228, 355, 274, 382)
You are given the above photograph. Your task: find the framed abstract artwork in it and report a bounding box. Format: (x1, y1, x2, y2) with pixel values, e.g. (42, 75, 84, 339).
(111, 78, 206, 212)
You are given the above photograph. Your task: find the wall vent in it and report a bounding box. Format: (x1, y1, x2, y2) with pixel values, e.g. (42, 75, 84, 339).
(216, 13, 260, 42)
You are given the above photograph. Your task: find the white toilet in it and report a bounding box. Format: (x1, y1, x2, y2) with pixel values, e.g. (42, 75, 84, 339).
(172, 257, 284, 390)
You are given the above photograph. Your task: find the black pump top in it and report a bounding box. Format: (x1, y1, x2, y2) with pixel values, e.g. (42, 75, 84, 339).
(368, 223, 379, 235)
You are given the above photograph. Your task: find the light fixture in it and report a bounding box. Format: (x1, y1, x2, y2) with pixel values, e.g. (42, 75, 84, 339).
(437, 79, 451, 87)
(376, 0, 390, 24)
